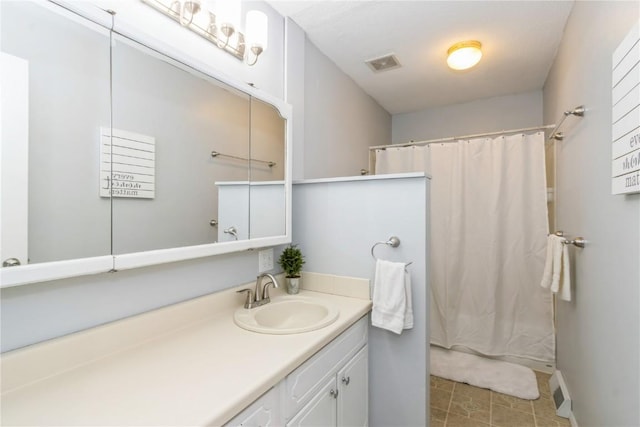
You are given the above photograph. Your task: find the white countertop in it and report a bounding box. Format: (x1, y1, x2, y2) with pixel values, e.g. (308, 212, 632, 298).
(1, 273, 372, 426)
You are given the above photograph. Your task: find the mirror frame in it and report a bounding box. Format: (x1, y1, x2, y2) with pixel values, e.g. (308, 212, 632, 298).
(0, 0, 292, 287)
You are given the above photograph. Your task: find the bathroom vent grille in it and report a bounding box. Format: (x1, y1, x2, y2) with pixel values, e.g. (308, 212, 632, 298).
(365, 54, 401, 72)
(549, 370, 571, 419)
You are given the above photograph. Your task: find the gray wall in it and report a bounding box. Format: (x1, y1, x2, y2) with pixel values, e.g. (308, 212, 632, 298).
(284, 18, 306, 181)
(0, 253, 262, 351)
(392, 90, 543, 144)
(543, 2, 640, 425)
(304, 40, 392, 178)
(286, 18, 393, 180)
(292, 175, 429, 427)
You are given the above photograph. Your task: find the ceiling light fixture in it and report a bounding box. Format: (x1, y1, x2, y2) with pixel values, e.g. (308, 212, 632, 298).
(141, 0, 268, 66)
(447, 40, 482, 71)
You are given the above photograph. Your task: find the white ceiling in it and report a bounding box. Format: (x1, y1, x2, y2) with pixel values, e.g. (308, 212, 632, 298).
(267, 1, 574, 115)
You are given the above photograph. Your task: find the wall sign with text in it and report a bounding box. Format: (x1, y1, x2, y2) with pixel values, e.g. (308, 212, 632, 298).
(100, 127, 156, 199)
(612, 22, 640, 195)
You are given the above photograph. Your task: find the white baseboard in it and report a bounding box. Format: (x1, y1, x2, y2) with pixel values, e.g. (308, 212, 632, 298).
(570, 412, 579, 427)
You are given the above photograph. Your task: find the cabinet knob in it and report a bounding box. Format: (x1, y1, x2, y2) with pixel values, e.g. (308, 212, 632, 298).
(2, 258, 21, 267)
(341, 376, 350, 386)
(330, 388, 339, 398)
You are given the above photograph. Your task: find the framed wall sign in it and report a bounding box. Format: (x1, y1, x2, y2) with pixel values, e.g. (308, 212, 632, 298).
(612, 22, 640, 195)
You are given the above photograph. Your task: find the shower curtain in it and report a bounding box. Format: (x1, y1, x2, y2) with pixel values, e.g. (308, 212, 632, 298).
(376, 132, 554, 362)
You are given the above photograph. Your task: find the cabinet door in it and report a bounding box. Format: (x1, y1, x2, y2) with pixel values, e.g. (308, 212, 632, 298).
(337, 346, 368, 427)
(225, 387, 281, 427)
(287, 377, 337, 427)
(284, 317, 368, 420)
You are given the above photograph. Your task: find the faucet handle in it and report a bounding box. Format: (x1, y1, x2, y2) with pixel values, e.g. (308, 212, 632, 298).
(236, 288, 254, 308)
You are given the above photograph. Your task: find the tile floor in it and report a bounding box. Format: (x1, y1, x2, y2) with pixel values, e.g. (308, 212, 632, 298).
(430, 371, 571, 427)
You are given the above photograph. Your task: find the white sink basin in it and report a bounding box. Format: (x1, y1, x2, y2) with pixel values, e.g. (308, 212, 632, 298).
(234, 295, 339, 334)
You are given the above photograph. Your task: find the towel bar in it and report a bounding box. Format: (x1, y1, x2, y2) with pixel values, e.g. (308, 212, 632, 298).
(553, 231, 586, 248)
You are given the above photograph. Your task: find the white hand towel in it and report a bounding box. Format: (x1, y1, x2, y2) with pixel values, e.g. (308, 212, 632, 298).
(372, 260, 413, 334)
(550, 236, 564, 293)
(403, 272, 414, 329)
(560, 243, 571, 302)
(540, 234, 572, 302)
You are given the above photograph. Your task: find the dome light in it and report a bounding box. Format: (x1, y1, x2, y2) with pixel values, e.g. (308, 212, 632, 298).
(447, 40, 482, 70)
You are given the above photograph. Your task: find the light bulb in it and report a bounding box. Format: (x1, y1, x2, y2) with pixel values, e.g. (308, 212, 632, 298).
(246, 10, 268, 52)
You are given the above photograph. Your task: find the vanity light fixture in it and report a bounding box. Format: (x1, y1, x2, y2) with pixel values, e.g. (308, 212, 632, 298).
(447, 40, 482, 70)
(141, 0, 268, 66)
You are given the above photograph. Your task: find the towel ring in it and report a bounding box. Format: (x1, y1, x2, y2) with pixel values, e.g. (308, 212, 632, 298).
(371, 236, 412, 266)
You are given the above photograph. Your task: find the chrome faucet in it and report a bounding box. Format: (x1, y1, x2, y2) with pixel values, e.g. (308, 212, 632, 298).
(237, 273, 280, 309)
(255, 273, 279, 302)
(224, 226, 238, 241)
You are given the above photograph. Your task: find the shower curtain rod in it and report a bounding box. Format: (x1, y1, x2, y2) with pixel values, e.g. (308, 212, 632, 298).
(368, 124, 557, 151)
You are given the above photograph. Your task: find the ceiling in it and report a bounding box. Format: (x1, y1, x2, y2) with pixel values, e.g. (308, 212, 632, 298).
(266, 1, 574, 115)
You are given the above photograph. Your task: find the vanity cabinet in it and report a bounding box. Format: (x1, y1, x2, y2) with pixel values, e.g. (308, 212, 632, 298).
(284, 316, 368, 426)
(288, 346, 368, 427)
(226, 316, 368, 427)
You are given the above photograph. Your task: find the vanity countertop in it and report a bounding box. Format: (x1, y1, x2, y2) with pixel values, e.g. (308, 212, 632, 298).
(0, 273, 371, 426)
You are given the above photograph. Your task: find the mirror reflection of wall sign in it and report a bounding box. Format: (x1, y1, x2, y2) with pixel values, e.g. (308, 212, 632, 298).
(100, 127, 156, 199)
(612, 22, 640, 195)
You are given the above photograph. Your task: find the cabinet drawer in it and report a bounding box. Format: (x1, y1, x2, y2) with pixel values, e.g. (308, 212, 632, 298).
(284, 316, 367, 420)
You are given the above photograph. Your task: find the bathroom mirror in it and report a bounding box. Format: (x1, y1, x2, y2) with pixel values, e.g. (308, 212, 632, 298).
(110, 34, 251, 254)
(0, 0, 292, 286)
(0, 1, 112, 266)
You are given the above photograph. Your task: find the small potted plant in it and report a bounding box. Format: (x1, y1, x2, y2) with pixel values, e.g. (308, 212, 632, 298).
(278, 244, 305, 294)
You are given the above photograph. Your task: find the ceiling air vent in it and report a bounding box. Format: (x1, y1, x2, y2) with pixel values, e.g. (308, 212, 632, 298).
(365, 54, 401, 73)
